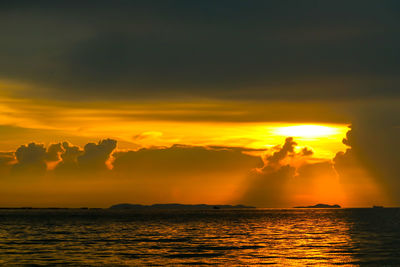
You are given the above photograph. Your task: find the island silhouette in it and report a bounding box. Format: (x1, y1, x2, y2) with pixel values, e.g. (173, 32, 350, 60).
(294, 203, 341, 208)
(109, 203, 256, 210)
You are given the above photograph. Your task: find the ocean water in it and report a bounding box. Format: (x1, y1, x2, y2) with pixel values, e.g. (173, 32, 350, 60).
(0, 208, 399, 266)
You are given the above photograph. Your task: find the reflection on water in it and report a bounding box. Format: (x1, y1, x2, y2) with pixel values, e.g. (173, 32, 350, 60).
(0, 208, 399, 265)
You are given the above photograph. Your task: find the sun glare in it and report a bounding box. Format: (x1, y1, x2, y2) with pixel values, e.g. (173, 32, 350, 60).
(275, 125, 340, 138)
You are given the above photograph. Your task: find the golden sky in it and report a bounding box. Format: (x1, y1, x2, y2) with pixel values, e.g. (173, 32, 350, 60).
(0, 91, 386, 208)
(0, 88, 349, 157)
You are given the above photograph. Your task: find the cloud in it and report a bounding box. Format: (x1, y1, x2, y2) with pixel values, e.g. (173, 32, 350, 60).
(11, 142, 72, 175)
(301, 147, 313, 156)
(77, 139, 117, 171)
(266, 137, 297, 165)
(12, 143, 47, 175)
(55, 139, 117, 173)
(132, 131, 163, 142)
(0, 128, 396, 207)
(0, 2, 399, 101)
(333, 126, 391, 206)
(5, 139, 261, 181)
(45, 143, 63, 162)
(109, 144, 264, 204)
(113, 144, 262, 176)
(55, 142, 83, 173)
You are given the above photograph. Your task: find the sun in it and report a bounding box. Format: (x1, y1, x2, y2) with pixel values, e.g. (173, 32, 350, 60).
(274, 124, 341, 138)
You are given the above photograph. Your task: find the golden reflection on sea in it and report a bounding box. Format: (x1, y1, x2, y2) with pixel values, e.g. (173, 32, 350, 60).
(1, 208, 399, 265)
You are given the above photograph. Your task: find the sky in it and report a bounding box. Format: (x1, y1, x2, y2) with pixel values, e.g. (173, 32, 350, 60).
(0, 1, 399, 207)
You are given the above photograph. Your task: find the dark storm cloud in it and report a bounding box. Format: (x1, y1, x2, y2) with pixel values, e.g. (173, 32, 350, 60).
(333, 128, 387, 206)
(1, 1, 400, 100)
(335, 105, 400, 204)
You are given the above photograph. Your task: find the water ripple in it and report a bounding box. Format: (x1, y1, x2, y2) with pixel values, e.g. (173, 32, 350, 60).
(0, 208, 399, 265)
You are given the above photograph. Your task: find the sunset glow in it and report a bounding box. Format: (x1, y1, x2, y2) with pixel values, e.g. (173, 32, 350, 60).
(0, 1, 397, 212)
(275, 125, 340, 138)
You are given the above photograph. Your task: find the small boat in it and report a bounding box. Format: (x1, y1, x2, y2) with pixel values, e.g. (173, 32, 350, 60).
(373, 205, 384, 209)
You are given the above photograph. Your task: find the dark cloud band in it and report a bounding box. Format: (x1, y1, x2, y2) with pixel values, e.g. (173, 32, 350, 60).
(1, 1, 399, 100)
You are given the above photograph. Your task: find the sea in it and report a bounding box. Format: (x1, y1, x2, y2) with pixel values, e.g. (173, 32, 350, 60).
(0, 208, 399, 266)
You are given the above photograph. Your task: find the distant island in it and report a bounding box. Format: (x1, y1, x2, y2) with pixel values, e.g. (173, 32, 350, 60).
(109, 203, 256, 210)
(294, 203, 341, 209)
